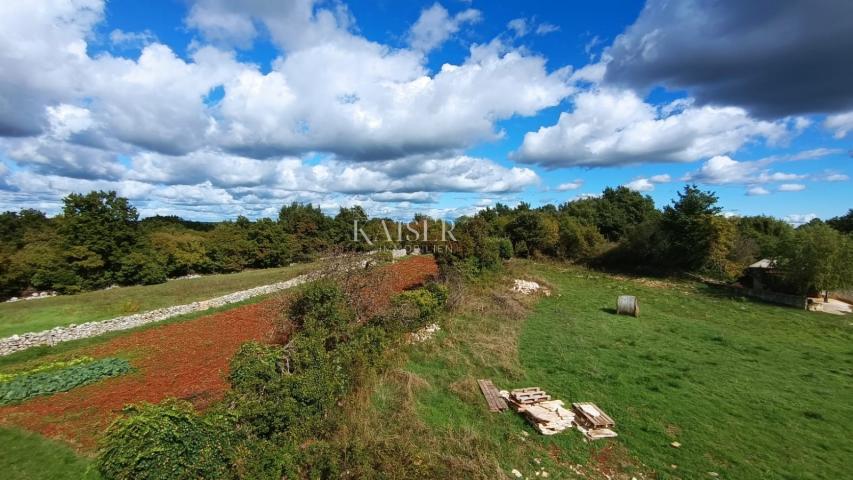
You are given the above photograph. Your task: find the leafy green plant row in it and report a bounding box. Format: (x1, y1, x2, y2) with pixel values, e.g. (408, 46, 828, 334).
(0, 357, 132, 405)
(0, 356, 95, 383)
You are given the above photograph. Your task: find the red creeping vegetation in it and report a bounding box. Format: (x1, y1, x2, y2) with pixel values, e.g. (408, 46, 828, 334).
(0, 256, 438, 452)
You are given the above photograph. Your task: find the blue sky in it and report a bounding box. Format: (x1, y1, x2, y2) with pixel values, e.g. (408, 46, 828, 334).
(0, 0, 850, 223)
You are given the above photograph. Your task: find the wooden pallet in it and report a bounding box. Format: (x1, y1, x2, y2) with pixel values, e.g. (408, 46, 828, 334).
(510, 387, 551, 404)
(478, 379, 508, 412)
(572, 402, 615, 429)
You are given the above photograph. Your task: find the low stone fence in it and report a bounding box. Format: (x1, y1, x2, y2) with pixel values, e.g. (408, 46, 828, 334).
(0, 272, 318, 357)
(743, 289, 807, 309)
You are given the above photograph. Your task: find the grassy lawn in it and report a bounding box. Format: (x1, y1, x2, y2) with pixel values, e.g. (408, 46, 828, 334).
(524, 264, 853, 479)
(0, 264, 312, 338)
(0, 427, 100, 480)
(339, 260, 852, 479)
(3, 260, 850, 479)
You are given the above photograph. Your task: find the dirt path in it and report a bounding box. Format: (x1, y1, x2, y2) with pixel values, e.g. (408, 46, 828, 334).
(0, 256, 438, 451)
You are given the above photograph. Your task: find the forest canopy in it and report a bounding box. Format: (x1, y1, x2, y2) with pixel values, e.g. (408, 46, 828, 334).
(1, 189, 851, 300)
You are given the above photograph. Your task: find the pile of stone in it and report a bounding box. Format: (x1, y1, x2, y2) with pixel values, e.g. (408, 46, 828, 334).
(170, 274, 202, 281)
(512, 279, 549, 296)
(5, 291, 57, 303)
(0, 272, 318, 356)
(409, 323, 440, 343)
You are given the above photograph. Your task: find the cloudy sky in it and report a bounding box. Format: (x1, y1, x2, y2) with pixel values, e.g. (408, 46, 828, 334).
(0, 0, 851, 223)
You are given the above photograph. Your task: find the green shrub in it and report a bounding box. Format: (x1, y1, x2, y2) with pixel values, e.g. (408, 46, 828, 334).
(98, 400, 234, 480)
(0, 357, 131, 405)
(226, 285, 357, 440)
(288, 281, 354, 335)
(230, 438, 288, 479)
(558, 216, 606, 261)
(97, 277, 449, 478)
(424, 282, 449, 307)
(496, 237, 514, 259)
(514, 240, 529, 258)
(392, 289, 441, 327)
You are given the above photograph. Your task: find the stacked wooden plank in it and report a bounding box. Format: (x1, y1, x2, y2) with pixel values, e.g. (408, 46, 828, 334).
(500, 388, 575, 435)
(477, 379, 508, 412)
(572, 402, 615, 428)
(477, 382, 618, 440)
(518, 399, 576, 435)
(571, 402, 617, 440)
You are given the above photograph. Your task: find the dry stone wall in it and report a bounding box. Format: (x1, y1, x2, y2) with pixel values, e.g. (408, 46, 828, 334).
(0, 272, 318, 357)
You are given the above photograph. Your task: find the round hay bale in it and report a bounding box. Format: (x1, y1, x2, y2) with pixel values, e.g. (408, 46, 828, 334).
(616, 295, 639, 317)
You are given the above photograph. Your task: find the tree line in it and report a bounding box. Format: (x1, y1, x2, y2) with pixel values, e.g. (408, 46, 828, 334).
(1, 187, 852, 299)
(0, 192, 376, 298)
(442, 185, 853, 296)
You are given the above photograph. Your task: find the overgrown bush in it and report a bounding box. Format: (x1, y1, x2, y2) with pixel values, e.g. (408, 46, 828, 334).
(390, 288, 443, 329)
(496, 237, 513, 259)
(558, 216, 606, 261)
(98, 400, 235, 480)
(288, 281, 354, 334)
(424, 282, 449, 307)
(98, 279, 449, 479)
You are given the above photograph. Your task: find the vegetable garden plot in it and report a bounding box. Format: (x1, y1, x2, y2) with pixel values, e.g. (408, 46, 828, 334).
(0, 358, 131, 405)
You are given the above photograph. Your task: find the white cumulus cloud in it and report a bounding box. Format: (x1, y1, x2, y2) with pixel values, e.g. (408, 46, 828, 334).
(514, 88, 788, 167)
(556, 180, 583, 191)
(408, 3, 481, 53)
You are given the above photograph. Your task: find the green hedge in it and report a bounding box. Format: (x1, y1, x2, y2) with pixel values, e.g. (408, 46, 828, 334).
(0, 358, 131, 405)
(97, 282, 449, 479)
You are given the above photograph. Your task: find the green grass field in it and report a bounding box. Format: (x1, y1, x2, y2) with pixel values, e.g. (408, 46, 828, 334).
(346, 261, 852, 479)
(0, 264, 312, 338)
(0, 427, 100, 480)
(2, 260, 851, 479)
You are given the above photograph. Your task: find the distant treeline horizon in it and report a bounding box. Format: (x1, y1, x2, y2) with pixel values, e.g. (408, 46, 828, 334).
(2, 187, 852, 300)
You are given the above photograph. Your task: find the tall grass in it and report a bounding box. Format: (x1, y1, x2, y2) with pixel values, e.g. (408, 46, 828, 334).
(330, 260, 852, 479)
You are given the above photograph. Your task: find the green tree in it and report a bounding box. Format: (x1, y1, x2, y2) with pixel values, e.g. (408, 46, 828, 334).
(558, 197, 600, 226)
(660, 185, 723, 270)
(205, 222, 254, 272)
(827, 209, 853, 234)
(779, 223, 853, 297)
(736, 215, 794, 258)
(506, 211, 558, 257)
(703, 215, 752, 280)
(117, 249, 168, 285)
(596, 186, 659, 241)
(147, 228, 210, 276)
(333, 206, 369, 250)
(59, 191, 139, 286)
(557, 216, 605, 261)
(279, 203, 332, 259)
(246, 218, 294, 268)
